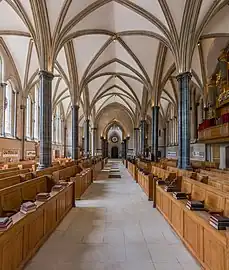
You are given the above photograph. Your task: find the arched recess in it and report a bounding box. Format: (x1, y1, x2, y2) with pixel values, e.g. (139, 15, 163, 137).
(103, 120, 126, 139)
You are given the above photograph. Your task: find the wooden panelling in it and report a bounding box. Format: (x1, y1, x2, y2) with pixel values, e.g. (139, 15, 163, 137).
(171, 200, 183, 236)
(0, 183, 74, 270)
(203, 229, 226, 270)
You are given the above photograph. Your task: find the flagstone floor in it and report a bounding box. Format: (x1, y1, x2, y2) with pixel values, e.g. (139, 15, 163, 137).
(25, 160, 200, 270)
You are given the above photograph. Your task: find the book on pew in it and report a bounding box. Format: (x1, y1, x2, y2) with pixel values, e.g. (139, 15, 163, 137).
(0, 217, 13, 231)
(164, 185, 180, 192)
(209, 220, 229, 230)
(156, 179, 166, 185)
(36, 193, 50, 202)
(20, 201, 37, 214)
(209, 214, 229, 230)
(210, 214, 229, 223)
(52, 184, 64, 192)
(186, 200, 205, 211)
(173, 192, 188, 200)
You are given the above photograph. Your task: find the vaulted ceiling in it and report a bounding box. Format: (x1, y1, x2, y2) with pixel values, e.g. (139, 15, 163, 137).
(0, 0, 229, 127)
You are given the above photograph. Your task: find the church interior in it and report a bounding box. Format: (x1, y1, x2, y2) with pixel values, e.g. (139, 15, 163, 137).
(0, 0, 229, 269)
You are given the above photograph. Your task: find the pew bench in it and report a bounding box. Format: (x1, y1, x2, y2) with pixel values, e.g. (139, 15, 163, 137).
(0, 182, 74, 270)
(156, 175, 229, 270)
(0, 168, 30, 180)
(52, 165, 82, 183)
(0, 172, 35, 190)
(71, 169, 93, 199)
(0, 176, 50, 217)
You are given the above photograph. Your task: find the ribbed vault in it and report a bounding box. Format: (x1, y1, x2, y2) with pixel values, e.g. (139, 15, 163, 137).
(0, 0, 229, 129)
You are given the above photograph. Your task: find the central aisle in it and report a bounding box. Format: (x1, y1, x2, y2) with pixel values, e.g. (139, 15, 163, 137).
(26, 160, 200, 270)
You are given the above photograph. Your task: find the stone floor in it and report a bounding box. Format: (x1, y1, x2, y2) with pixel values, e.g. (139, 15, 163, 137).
(25, 160, 201, 270)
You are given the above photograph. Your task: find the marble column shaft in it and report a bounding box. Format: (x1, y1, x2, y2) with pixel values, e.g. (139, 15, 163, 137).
(177, 71, 192, 170)
(64, 126, 67, 157)
(84, 119, 90, 157)
(39, 71, 53, 170)
(134, 128, 139, 156)
(123, 139, 127, 159)
(20, 105, 26, 160)
(140, 120, 146, 156)
(0, 82, 6, 135)
(91, 128, 97, 156)
(163, 128, 166, 157)
(72, 105, 79, 160)
(152, 106, 159, 161)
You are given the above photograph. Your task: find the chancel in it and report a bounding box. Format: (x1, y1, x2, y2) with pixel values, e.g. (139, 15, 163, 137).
(0, 0, 229, 269)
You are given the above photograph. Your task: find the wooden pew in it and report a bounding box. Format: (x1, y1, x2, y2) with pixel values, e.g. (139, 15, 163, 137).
(0, 176, 50, 217)
(35, 165, 64, 177)
(156, 175, 229, 270)
(70, 169, 93, 199)
(52, 165, 82, 182)
(0, 182, 74, 270)
(0, 168, 30, 180)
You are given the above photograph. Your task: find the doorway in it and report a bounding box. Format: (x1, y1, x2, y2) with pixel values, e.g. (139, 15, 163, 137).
(111, 146, 119, 158)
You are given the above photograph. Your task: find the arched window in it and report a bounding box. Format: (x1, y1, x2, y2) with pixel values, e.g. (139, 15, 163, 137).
(26, 95, 32, 138)
(4, 81, 16, 136)
(34, 86, 39, 140)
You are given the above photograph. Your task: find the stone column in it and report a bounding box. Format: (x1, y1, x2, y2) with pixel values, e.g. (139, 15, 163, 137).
(121, 141, 125, 158)
(163, 127, 166, 157)
(64, 125, 67, 157)
(123, 139, 127, 159)
(177, 72, 192, 170)
(84, 119, 90, 157)
(82, 137, 84, 155)
(38, 71, 53, 170)
(140, 120, 146, 156)
(91, 128, 97, 156)
(152, 106, 159, 161)
(20, 104, 26, 160)
(0, 82, 6, 136)
(190, 90, 196, 141)
(72, 105, 79, 160)
(101, 137, 104, 158)
(134, 128, 139, 156)
(126, 136, 130, 158)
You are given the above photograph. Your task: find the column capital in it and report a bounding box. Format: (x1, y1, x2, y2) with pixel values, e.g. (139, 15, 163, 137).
(91, 127, 97, 130)
(39, 70, 54, 80)
(20, 105, 26, 110)
(176, 71, 192, 81)
(134, 127, 139, 131)
(71, 104, 79, 110)
(0, 82, 7, 87)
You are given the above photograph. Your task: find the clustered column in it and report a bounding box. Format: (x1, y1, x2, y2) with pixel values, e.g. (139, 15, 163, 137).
(0, 82, 6, 136)
(151, 105, 159, 161)
(177, 72, 192, 169)
(134, 128, 139, 156)
(91, 128, 97, 156)
(72, 105, 79, 160)
(64, 125, 67, 157)
(140, 120, 146, 156)
(20, 104, 26, 161)
(38, 71, 54, 170)
(84, 119, 90, 157)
